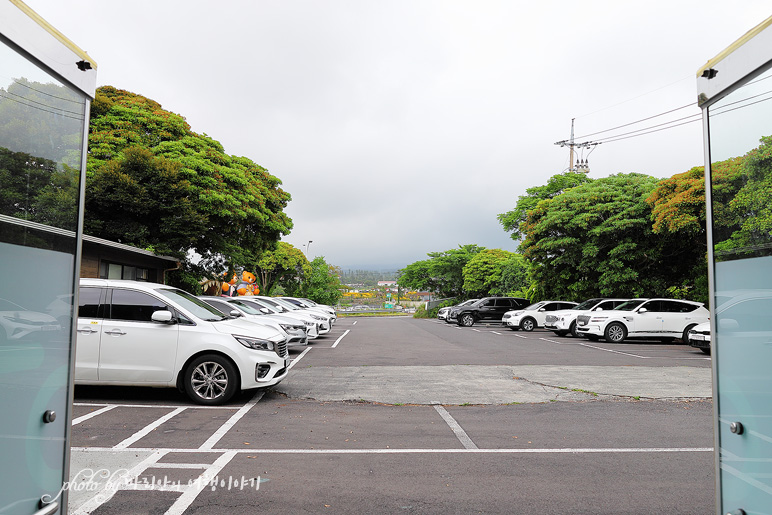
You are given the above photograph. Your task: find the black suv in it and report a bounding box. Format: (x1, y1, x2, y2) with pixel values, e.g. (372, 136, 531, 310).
(448, 297, 529, 327)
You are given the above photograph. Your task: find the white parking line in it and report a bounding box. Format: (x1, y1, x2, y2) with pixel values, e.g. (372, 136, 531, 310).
(73, 446, 713, 455)
(71, 450, 169, 514)
(74, 402, 241, 410)
(114, 407, 187, 449)
(433, 404, 478, 450)
(72, 405, 117, 425)
(288, 347, 312, 370)
(165, 451, 237, 515)
(541, 338, 711, 360)
(352, 321, 357, 325)
(199, 390, 264, 450)
(491, 331, 502, 335)
(331, 329, 350, 348)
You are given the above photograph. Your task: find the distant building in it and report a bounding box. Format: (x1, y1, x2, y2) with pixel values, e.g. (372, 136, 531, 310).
(377, 280, 397, 287)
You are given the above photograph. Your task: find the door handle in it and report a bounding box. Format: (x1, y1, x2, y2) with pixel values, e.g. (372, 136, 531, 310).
(104, 329, 126, 336)
(77, 327, 96, 334)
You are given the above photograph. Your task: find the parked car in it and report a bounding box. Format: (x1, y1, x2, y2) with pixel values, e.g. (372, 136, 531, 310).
(279, 297, 337, 323)
(448, 297, 529, 327)
(687, 321, 711, 354)
(503, 301, 578, 331)
(75, 279, 290, 405)
(438, 299, 478, 321)
(200, 296, 309, 346)
(0, 297, 61, 342)
(544, 298, 630, 337)
(237, 297, 327, 336)
(575, 298, 709, 343)
(257, 296, 333, 333)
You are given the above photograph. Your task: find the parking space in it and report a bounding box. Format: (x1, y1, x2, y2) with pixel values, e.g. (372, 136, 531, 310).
(69, 316, 715, 513)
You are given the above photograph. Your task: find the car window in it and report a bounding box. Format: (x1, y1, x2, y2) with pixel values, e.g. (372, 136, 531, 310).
(78, 287, 102, 318)
(615, 299, 647, 311)
(558, 302, 576, 310)
(109, 289, 169, 322)
(641, 300, 663, 312)
(572, 298, 602, 310)
(228, 299, 263, 315)
(720, 297, 772, 332)
(494, 299, 511, 307)
(155, 288, 227, 321)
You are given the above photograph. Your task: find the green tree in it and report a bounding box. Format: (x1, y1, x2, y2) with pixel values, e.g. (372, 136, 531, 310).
(300, 256, 344, 305)
(714, 135, 772, 259)
(462, 248, 517, 297)
(253, 242, 310, 295)
(499, 253, 532, 298)
(521, 173, 686, 300)
(85, 146, 207, 257)
(399, 244, 485, 298)
(86, 86, 293, 273)
(498, 171, 592, 242)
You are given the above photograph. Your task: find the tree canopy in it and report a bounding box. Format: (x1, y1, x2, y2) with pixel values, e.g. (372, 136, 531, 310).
(86, 86, 293, 270)
(253, 242, 310, 295)
(399, 245, 485, 299)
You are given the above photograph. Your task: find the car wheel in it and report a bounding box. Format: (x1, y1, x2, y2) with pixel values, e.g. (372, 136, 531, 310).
(184, 354, 239, 405)
(459, 313, 475, 327)
(682, 324, 697, 343)
(604, 322, 627, 343)
(520, 317, 536, 332)
(700, 347, 711, 355)
(569, 321, 579, 338)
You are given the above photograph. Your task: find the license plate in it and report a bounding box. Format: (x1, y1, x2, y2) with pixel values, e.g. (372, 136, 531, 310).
(692, 334, 708, 341)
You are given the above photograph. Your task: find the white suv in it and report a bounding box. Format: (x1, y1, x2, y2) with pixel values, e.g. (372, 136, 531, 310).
(575, 298, 709, 343)
(75, 279, 290, 405)
(544, 298, 629, 337)
(503, 301, 578, 331)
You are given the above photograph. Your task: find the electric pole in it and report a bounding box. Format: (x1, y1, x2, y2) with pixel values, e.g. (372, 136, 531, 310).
(554, 118, 598, 173)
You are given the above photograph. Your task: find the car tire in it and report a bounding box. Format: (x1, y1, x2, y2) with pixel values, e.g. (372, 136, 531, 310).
(700, 347, 711, 355)
(183, 354, 239, 405)
(554, 330, 567, 337)
(586, 334, 599, 341)
(604, 322, 627, 343)
(682, 324, 697, 343)
(520, 317, 536, 332)
(509, 326, 519, 331)
(459, 313, 475, 327)
(569, 321, 579, 338)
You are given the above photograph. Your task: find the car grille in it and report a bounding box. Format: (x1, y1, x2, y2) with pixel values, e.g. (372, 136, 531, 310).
(545, 314, 558, 323)
(577, 315, 591, 326)
(277, 340, 288, 358)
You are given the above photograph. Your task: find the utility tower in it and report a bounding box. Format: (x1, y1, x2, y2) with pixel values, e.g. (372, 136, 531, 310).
(554, 118, 597, 173)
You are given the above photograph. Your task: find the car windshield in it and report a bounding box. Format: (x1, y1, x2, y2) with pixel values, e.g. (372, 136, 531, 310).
(613, 299, 647, 311)
(571, 298, 603, 310)
(157, 289, 228, 321)
(523, 302, 547, 311)
(228, 298, 265, 315)
(256, 297, 287, 312)
(269, 298, 300, 311)
(202, 299, 243, 317)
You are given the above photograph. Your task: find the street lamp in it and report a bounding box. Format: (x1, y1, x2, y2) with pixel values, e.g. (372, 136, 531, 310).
(304, 240, 313, 256)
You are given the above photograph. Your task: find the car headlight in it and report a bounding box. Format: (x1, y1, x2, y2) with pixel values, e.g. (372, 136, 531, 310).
(502, 313, 511, 319)
(310, 314, 325, 321)
(281, 323, 303, 332)
(234, 334, 275, 351)
(513, 311, 524, 316)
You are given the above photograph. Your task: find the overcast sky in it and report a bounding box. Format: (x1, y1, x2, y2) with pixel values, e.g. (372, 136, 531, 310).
(26, 1, 771, 270)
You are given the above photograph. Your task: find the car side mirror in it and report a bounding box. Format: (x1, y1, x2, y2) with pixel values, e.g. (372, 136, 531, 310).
(151, 310, 174, 323)
(260, 308, 271, 314)
(594, 307, 603, 311)
(637, 308, 648, 314)
(229, 310, 242, 317)
(538, 308, 546, 312)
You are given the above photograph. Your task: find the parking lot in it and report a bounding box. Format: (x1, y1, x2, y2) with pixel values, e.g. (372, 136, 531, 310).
(69, 317, 715, 514)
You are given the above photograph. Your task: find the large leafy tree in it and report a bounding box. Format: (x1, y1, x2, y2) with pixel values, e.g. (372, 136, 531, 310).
(462, 248, 518, 297)
(253, 242, 310, 295)
(521, 173, 687, 300)
(300, 256, 344, 305)
(85, 146, 206, 256)
(498, 171, 592, 242)
(86, 86, 293, 272)
(399, 245, 485, 298)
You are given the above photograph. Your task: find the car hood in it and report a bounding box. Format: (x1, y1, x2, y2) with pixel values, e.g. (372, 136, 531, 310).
(213, 318, 285, 342)
(0, 310, 58, 324)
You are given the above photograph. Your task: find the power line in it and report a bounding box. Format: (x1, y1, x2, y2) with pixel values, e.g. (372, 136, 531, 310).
(0, 91, 84, 121)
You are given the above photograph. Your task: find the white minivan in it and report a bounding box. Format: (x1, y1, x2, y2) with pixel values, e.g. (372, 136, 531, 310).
(75, 279, 290, 405)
